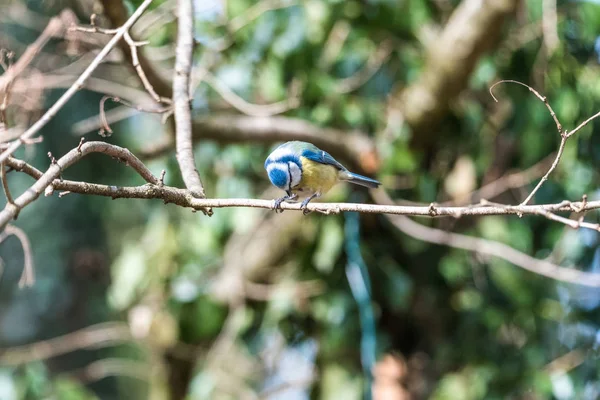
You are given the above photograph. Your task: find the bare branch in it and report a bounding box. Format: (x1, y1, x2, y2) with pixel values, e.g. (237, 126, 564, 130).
(0, 141, 160, 229)
(0, 0, 155, 165)
(520, 135, 566, 207)
(491, 80, 600, 206)
(69, 18, 172, 105)
(173, 0, 208, 203)
(1, 161, 15, 207)
(0, 224, 34, 287)
(490, 79, 562, 133)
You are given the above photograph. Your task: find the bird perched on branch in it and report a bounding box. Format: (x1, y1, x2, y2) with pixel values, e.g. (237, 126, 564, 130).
(264, 141, 381, 213)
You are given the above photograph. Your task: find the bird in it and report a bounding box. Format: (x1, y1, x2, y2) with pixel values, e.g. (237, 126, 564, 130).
(264, 141, 381, 213)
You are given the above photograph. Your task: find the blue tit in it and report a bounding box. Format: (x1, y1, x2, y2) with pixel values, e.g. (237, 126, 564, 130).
(264, 141, 381, 213)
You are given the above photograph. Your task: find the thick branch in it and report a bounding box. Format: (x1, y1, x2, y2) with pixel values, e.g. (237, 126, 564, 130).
(173, 0, 207, 200)
(0, 0, 155, 164)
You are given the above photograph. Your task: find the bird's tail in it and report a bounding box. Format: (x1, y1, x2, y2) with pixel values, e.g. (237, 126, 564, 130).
(339, 170, 381, 189)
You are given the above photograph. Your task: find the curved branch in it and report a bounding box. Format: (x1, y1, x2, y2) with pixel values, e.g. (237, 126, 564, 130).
(0, 141, 159, 229)
(0, 224, 34, 287)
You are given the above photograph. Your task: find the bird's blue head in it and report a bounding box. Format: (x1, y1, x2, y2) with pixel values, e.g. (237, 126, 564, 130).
(267, 166, 289, 189)
(265, 143, 303, 191)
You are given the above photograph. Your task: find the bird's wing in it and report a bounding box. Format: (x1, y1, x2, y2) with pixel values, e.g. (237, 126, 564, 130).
(300, 148, 346, 170)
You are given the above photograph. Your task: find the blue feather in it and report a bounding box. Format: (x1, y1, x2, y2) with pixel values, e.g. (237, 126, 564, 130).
(268, 168, 289, 188)
(300, 148, 345, 170)
(343, 171, 381, 189)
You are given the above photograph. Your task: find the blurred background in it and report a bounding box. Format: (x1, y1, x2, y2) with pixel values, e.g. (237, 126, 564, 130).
(1, 0, 600, 398)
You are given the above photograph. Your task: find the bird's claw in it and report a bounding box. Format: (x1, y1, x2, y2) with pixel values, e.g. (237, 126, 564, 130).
(274, 197, 286, 213)
(300, 198, 313, 215)
(273, 193, 297, 213)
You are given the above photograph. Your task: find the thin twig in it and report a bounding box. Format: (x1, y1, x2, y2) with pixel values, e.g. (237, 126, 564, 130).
(520, 135, 566, 207)
(0, 224, 34, 287)
(123, 31, 171, 104)
(490, 80, 600, 206)
(173, 0, 208, 204)
(1, 161, 14, 206)
(0, 0, 155, 165)
(69, 15, 172, 107)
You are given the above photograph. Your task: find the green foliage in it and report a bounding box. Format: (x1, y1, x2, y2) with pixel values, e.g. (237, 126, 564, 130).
(3, 0, 600, 399)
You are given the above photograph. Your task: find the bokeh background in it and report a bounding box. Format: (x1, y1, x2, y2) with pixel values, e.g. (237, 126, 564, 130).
(1, 0, 600, 398)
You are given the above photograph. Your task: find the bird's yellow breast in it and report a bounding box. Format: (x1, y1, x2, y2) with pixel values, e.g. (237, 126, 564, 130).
(296, 157, 339, 195)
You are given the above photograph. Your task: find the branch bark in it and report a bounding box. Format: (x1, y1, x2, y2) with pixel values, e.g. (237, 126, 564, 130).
(173, 0, 207, 202)
(0, 141, 159, 228)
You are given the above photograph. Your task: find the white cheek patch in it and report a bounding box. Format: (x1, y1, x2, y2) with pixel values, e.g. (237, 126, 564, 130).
(288, 162, 301, 188)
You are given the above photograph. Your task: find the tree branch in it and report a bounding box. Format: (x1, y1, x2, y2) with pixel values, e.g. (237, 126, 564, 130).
(173, 0, 208, 204)
(0, 141, 159, 229)
(490, 80, 600, 206)
(0, 0, 155, 164)
(0, 224, 34, 287)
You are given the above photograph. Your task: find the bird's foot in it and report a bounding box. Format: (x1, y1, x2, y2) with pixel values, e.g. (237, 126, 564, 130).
(299, 193, 320, 215)
(273, 193, 297, 213)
